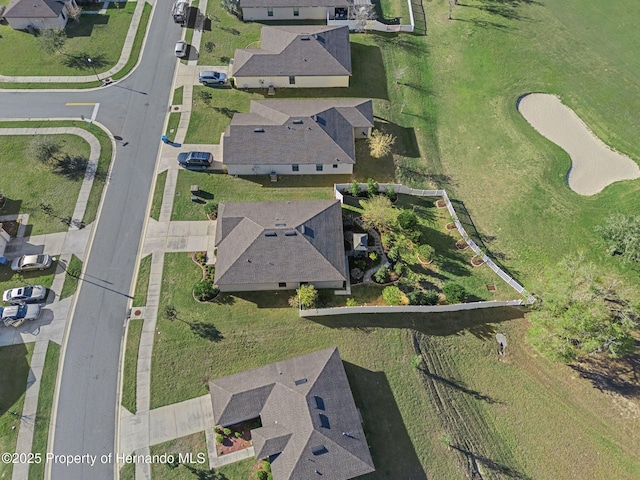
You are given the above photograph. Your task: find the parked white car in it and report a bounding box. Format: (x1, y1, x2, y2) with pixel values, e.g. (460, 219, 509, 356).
(2, 285, 47, 304)
(1, 303, 43, 327)
(175, 40, 188, 58)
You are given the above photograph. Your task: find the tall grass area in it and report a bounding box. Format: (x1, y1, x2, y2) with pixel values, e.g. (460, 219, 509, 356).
(28, 342, 60, 480)
(0, 343, 34, 479)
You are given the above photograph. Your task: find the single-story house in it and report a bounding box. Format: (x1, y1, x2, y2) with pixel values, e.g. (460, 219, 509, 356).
(3, 0, 78, 30)
(214, 200, 347, 292)
(231, 25, 351, 89)
(209, 347, 375, 480)
(238, 0, 359, 21)
(222, 98, 374, 176)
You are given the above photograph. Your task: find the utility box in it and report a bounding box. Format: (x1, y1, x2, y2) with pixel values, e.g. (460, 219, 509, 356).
(172, 0, 189, 24)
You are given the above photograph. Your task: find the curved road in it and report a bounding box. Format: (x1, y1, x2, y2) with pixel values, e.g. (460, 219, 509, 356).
(2, 2, 182, 478)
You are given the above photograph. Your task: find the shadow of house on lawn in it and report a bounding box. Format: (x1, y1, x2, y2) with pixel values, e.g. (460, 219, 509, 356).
(309, 306, 524, 339)
(0, 343, 30, 418)
(65, 13, 109, 38)
(344, 362, 427, 480)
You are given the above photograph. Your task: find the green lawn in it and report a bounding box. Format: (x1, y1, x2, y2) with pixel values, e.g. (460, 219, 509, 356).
(0, 134, 90, 235)
(149, 433, 209, 480)
(150, 170, 167, 221)
(169, 171, 335, 221)
(378, 0, 411, 23)
(28, 342, 60, 480)
(0, 2, 137, 76)
(133, 254, 152, 307)
(172, 86, 184, 106)
(0, 343, 34, 480)
(121, 319, 143, 414)
(0, 263, 57, 303)
(165, 112, 181, 143)
(0, 120, 113, 228)
(59, 254, 82, 300)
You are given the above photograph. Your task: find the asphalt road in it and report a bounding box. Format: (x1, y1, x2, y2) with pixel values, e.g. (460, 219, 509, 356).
(1, 3, 182, 478)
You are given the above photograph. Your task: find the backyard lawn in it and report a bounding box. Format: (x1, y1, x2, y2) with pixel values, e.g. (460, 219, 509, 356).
(0, 2, 138, 76)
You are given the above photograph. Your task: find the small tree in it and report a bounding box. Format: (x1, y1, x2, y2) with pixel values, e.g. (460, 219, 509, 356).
(443, 282, 467, 304)
(38, 28, 67, 55)
(68, 4, 82, 22)
(386, 186, 397, 202)
(204, 41, 215, 53)
(366, 178, 379, 197)
(374, 265, 390, 283)
(255, 470, 268, 480)
(163, 304, 178, 321)
(346, 298, 358, 307)
(194, 279, 218, 301)
(205, 202, 219, 218)
(349, 4, 376, 33)
(348, 180, 361, 196)
(369, 129, 396, 158)
(397, 210, 418, 230)
(382, 286, 404, 306)
(360, 195, 398, 233)
(29, 136, 60, 165)
(290, 284, 318, 309)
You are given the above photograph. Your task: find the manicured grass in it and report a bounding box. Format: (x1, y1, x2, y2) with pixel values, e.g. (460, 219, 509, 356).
(133, 254, 152, 307)
(121, 319, 143, 414)
(214, 458, 254, 478)
(170, 171, 335, 221)
(0, 120, 114, 228)
(0, 134, 90, 235)
(59, 254, 82, 300)
(199, 3, 261, 66)
(119, 461, 134, 480)
(0, 2, 137, 76)
(150, 170, 167, 221)
(186, 87, 262, 144)
(109, 2, 152, 81)
(28, 342, 60, 480)
(0, 343, 34, 480)
(172, 86, 184, 106)
(378, 0, 411, 23)
(150, 432, 209, 480)
(165, 112, 181, 142)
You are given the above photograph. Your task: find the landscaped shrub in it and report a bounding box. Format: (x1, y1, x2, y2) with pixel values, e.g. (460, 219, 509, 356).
(443, 282, 467, 304)
(423, 290, 440, 305)
(195, 252, 206, 265)
(288, 284, 318, 309)
(205, 202, 218, 218)
(386, 186, 397, 202)
(349, 180, 361, 196)
(215, 434, 224, 444)
(350, 268, 364, 281)
(387, 245, 401, 262)
(263, 461, 271, 473)
(346, 298, 358, 307)
(417, 244, 435, 263)
(223, 427, 232, 436)
(255, 470, 268, 480)
(366, 178, 379, 197)
(382, 286, 404, 306)
(407, 289, 439, 305)
(194, 279, 219, 301)
(234, 431, 243, 438)
(380, 233, 393, 250)
(354, 259, 367, 270)
(374, 265, 390, 283)
(369, 251, 379, 262)
(214, 426, 223, 434)
(393, 262, 404, 276)
(397, 209, 418, 230)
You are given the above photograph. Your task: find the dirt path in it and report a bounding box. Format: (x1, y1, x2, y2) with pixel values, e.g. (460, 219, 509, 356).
(518, 93, 640, 196)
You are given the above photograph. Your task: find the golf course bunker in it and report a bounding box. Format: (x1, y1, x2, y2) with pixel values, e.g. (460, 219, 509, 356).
(518, 93, 640, 195)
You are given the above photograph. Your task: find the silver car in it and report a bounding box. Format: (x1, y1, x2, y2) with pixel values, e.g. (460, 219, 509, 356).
(1, 303, 43, 327)
(175, 40, 188, 58)
(11, 254, 53, 272)
(2, 285, 47, 304)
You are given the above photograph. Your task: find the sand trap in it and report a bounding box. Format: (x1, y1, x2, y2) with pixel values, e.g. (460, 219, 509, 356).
(517, 93, 640, 195)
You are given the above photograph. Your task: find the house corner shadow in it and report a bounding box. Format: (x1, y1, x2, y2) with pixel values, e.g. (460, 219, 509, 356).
(0, 343, 30, 417)
(343, 362, 427, 479)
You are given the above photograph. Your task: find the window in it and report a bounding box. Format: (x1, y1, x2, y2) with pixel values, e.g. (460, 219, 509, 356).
(293, 6, 299, 16)
(267, 7, 273, 16)
(332, 164, 338, 169)
(289, 76, 296, 85)
(279, 282, 287, 288)
(316, 164, 323, 172)
(292, 164, 299, 172)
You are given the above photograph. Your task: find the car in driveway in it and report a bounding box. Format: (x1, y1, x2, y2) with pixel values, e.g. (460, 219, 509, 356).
(1, 303, 43, 327)
(3, 285, 47, 304)
(175, 40, 188, 58)
(198, 71, 227, 86)
(11, 254, 53, 272)
(177, 151, 213, 171)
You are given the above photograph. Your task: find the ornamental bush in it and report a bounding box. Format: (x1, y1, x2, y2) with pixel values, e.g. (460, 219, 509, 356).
(223, 427, 232, 436)
(194, 279, 218, 301)
(205, 202, 218, 218)
(397, 210, 418, 230)
(382, 286, 404, 306)
(374, 265, 390, 283)
(417, 244, 435, 262)
(443, 282, 467, 304)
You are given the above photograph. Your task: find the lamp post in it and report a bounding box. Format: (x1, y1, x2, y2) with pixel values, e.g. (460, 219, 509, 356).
(87, 57, 100, 82)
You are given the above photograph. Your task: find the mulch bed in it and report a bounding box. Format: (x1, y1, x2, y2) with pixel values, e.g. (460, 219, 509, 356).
(471, 255, 485, 266)
(445, 222, 457, 231)
(216, 421, 254, 456)
(455, 240, 469, 250)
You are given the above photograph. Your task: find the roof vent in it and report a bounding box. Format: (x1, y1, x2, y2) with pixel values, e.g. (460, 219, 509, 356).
(311, 445, 328, 456)
(294, 378, 308, 386)
(284, 231, 297, 236)
(293, 119, 303, 125)
(265, 231, 277, 237)
(275, 222, 286, 227)
(301, 36, 310, 41)
(254, 128, 265, 133)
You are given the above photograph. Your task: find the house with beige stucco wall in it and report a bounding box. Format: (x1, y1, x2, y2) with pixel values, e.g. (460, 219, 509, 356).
(231, 25, 351, 89)
(3, 0, 78, 31)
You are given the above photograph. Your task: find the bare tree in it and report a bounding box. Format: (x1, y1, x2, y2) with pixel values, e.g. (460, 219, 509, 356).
(38, 28, 67, 55)
(350, 5, 376, 33)
(368, 129, 396, 158)
(67, 4, 82, 23)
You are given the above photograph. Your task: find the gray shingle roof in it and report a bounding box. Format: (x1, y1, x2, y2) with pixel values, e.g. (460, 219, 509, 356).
(4, 0, 66, 18)
(240, 0, 350, 8)
(214, 200, 347, 287)
(223, 99, 373, 166)
(232, 25, 351, 78)
(209, 348, 375, 480)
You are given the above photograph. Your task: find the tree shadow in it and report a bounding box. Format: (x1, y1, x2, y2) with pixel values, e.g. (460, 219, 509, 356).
(569, 346, 640, 398)
(61, 52, 109, 71)
(190, 322, 224, 342)
(229, 290, 291, 309)
(459, 0, 535, 22)
(212, 107, 238, 118)
(418, 368, 503, 404)
(343, 362, 427, 479)
(66, 13, 109, 38)
(450, 444, 532, 480)
(308, 306, 524, 339)
(52, 155, 88, 181)
(182, 464, 230, 480)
